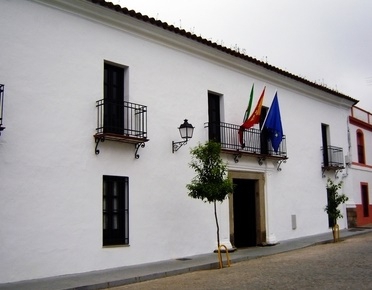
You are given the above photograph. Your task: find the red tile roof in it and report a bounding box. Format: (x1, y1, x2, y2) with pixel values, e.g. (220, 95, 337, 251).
(88, 0, 358, 105)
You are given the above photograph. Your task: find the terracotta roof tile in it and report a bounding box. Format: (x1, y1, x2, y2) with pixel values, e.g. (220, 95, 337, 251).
(87, 0, 358, 104)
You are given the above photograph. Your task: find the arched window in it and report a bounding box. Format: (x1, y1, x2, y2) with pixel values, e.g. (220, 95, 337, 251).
(357, 130, 365, 164)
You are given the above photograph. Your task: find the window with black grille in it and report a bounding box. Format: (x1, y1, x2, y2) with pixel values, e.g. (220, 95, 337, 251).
(103, 175, 129, 246)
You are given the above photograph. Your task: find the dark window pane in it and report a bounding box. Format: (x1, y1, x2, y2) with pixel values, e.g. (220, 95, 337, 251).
(361, 185, 369, 217)
(357, 132, 365, 164)
(208, 93, 221, 142)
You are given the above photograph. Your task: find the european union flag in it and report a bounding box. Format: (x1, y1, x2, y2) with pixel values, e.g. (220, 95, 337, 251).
(264, 93, 283, 153)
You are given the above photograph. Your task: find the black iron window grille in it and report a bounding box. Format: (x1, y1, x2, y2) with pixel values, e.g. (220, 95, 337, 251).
(0, 84, 4, 134)
(103, 175, 129, 246)
(94, 99, 148, 158)
(205, 122, 287, 159)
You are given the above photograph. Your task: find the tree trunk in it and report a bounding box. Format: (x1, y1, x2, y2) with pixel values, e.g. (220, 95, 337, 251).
(214, 201, 220, 248)
(332, 220, 339, 242)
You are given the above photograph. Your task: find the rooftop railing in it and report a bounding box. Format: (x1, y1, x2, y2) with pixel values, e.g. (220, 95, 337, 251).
(351, 106, 372, 125)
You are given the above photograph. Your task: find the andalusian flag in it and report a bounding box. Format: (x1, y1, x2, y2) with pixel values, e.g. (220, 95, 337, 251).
(243, 84, 254, 122)
(239, 86, 266, 147)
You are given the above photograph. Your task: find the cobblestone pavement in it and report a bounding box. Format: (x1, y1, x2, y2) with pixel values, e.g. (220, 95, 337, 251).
(109, 232, 372, 290)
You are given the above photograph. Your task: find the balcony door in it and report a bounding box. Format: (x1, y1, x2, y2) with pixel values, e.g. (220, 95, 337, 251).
(104, 63, 124, 134)
(208, 92, 221, 142)
(321, 123, 329, 167)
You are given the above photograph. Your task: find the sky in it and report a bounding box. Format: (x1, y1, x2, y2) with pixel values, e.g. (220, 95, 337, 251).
(112, 0, 372, 111)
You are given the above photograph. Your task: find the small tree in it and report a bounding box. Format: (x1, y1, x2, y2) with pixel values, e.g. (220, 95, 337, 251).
(186, 141, 234, 248)
(324, 178, 349, 242)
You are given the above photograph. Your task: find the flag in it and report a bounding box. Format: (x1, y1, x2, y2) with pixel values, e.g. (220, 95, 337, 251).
(241, 86, 265, 129)
(264, 92, 283, 153)
(239, 86, 266, 147)
(243, 84, 254, 122)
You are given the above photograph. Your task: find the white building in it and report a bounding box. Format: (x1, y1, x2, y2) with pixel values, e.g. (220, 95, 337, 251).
(0, 0, 358, 284)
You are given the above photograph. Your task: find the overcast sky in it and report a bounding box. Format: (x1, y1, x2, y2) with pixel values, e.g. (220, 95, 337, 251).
(113, 0, 372, 111)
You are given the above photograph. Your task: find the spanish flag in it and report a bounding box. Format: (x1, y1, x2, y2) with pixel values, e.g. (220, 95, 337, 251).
(239, 86, 265, 147)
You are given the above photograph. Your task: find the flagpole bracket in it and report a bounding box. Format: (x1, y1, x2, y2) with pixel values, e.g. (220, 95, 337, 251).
(257, 157, 265, 166)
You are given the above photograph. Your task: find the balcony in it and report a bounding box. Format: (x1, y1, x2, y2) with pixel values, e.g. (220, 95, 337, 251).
(321, 145, 344, 177)
(0, 84, 4, 135)
(94, 99, 148, 158)
(205, 122, 287, 166)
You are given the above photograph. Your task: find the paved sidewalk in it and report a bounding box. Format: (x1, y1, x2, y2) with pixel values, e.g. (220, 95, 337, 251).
(1, 227, 371, 290)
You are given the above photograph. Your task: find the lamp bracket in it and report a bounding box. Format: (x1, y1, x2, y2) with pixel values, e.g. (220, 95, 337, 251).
(172, 140, 188, 153)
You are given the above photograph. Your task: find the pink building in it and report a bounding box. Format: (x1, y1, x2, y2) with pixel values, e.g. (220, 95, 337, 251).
(348, 106, 372, 226)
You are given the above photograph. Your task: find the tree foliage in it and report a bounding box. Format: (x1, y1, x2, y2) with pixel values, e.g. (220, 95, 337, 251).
(186, 141, 234, 249)
(186, 141, 233, 203)
(324, 178, 349, 224)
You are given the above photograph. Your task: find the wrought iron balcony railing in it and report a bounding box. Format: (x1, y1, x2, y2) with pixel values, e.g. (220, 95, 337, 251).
(94, 99, 148, 158)
(205, 122, 287, 159)
(321, 145, 344, 168)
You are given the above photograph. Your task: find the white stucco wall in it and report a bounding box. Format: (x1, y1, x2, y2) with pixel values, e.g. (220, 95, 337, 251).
(0, 0, 355, 283)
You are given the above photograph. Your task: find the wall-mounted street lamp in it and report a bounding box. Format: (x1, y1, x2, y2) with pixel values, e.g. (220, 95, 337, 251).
(172, 119, 194, 153)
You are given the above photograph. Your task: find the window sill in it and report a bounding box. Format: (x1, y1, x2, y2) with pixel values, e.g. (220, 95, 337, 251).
(102, 244, 130, 249)
(351, 162, 372, 169)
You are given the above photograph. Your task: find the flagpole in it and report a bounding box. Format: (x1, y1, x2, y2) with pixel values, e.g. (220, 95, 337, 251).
(238, 85, 266, 147)
(260, 90, 276, 132)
